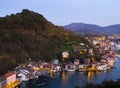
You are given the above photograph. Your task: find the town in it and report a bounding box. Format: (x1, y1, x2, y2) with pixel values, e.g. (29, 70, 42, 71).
(0, 34, 120, 88)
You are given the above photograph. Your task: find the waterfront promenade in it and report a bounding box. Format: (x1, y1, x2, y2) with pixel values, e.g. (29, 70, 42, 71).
(3, 79, 20, 88)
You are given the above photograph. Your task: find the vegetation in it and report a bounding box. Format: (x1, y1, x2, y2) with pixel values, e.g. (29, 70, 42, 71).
(0, 9, 94, 75)
(75, 79, 120, 88)
(85, 79, 120, 88)
(0, 9, 102, 75)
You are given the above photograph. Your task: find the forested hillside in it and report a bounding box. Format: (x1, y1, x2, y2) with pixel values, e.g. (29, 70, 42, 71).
(0, 9, 91, 75)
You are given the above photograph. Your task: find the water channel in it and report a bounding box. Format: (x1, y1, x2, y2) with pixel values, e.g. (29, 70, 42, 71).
(19, 58, 120, 88)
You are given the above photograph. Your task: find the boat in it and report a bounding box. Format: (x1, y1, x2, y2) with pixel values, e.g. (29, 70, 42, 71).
(116, 55, 120, 59)
(67, 69, 75, 72)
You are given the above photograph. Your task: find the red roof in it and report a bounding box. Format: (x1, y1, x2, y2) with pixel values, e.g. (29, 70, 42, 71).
(1, 71, 15, 78)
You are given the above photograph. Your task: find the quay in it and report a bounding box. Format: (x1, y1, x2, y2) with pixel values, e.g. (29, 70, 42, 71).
(15, 53, 116, 82)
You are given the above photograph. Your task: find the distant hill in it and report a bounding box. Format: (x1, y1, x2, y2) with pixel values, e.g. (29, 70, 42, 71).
(0, 9, 91, 75)
(63, 23, 120, 34)
(103, 24, 120, 34)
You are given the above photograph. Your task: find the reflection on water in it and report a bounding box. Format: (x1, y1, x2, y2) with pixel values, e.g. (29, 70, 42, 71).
(19, 58, 120, 88)
(61, 71, 67, 88)
(88, 71, 93, 81)
(61, 71, 67, 82)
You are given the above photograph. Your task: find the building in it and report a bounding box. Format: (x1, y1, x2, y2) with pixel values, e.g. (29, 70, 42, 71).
(74, 59, 80, 65)
(88, 48, 93, 55)
(62, 51, 69, 58)
(54, 59, 59, 64)
(72, 45, 87, 53)
(17, 70, 30, 81)
(1, 71, 16, 85)
(0, 77, 6, 88)
(84, 59, 90, 64)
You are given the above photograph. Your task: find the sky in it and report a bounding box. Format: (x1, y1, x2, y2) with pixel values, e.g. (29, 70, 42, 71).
(0, 0, 120, 26)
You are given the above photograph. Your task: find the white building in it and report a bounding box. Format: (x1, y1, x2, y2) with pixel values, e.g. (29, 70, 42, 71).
(62, 51, 69, 58)
(1, 71, 16, 85)
(74, 59, 80, 65)
(17, 70, 30, 81)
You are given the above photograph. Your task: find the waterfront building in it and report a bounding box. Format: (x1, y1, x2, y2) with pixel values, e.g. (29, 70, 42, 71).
(1, 71, 16, 86)
(107, 57, 115, 67)
(97, 63, 108, 71)
(84, 59, 90, 64)
(66, 64, 76, 72)
(74, 59, 80, 65)
(17, 70, 30, 81)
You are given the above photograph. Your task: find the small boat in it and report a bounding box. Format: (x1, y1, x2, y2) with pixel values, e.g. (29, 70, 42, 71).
(67, 69, 75, 72)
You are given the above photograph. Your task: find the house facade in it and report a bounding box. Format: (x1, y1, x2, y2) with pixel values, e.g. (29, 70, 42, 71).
(1, 71, 16, 85)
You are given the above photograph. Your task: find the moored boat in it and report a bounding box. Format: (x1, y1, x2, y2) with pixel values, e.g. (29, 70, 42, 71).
(67, 69, 75, 72)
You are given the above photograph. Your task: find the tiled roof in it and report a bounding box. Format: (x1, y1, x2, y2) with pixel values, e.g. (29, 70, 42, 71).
(1, 71, 15, 78)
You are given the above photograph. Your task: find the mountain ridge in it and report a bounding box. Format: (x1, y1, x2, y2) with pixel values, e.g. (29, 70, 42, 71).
(63, 23, 120, 34)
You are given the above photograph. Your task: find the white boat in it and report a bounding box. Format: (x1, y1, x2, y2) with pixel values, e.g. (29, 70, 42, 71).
(67, 69, 75, 72)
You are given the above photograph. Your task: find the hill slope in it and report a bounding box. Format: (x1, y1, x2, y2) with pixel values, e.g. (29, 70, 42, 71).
(63, 23, 120, 34)
(0, 9, 90, 75)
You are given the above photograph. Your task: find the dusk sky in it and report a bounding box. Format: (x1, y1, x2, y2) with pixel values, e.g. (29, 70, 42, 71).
(0, 0, 120, 26)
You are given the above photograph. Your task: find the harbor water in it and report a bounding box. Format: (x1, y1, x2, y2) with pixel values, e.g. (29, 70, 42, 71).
(19, 58, 120, 88)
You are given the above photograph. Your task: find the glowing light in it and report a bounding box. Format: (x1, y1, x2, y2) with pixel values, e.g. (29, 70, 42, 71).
(87, 71, 91, 81)
(61, 71, 66, 81)
(62, 51, 69, 58)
